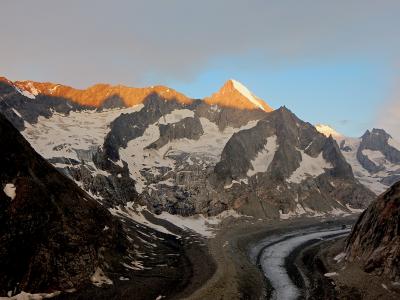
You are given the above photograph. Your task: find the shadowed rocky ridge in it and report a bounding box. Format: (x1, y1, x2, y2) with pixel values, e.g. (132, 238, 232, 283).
(345, 181, 400, 281)
(0, 112, 128, 294)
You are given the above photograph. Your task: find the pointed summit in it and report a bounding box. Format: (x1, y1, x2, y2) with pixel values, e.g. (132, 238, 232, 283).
(205, 79, 273, 111)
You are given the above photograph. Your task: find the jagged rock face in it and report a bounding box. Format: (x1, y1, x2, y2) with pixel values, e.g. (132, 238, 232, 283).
(104, 94, 192, 161)
(358, 129, 400, 170)
(0, 113, 128, 293)
(0, 76, 374, 219)
(345, 181, 400, 280)
(214, 107, 374, 218)
(147, 116, 204, 150)
(339, 128, 400, 195)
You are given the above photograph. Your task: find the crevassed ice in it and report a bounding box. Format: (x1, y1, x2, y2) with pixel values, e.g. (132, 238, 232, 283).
(260, 229, 350, 300)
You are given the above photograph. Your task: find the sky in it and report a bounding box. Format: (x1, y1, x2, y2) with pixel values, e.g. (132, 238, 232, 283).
(1, 0, 399, 138)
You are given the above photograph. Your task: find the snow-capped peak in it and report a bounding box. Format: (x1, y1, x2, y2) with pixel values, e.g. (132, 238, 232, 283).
(315, 124, 343, 140)
(229, 79, 266, 111)
(205, 79, 273, 112)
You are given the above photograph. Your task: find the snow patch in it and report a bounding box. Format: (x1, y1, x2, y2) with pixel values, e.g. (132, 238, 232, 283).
(1, 291, 61, 300)
(247, 135, 278, 177)
(155, 209, 242, 238)
(109, 203, 178, 237)
(334, 252, 346, 262)
(3, 183, 16, 200)
(287, 150, 332, 184)
(122, 260, 144, 271)
(157, 109, 194, 125)
(91, 267, 113, 287)
(388, 137, 400, 150)
(11, 108, 22, 118)
(345, 204, 364, 213)
(119, 276, 130, 281)
(324, 272, 338, 277)
(15, 87, 36, 99)
(362, 149, 387, 166)
(224, 178, 248, 189)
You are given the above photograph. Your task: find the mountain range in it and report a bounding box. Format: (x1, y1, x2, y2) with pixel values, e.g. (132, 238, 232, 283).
(0, 76, 383, 220)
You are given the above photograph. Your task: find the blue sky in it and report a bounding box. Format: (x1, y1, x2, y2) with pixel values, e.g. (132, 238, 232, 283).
(165, 56, 392, 137)
(1, 0, 399, 138)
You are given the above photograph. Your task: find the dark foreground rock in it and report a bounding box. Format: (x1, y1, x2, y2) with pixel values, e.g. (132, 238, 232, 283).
(0, 113, 131, 294)
(345, 180, 400, 281)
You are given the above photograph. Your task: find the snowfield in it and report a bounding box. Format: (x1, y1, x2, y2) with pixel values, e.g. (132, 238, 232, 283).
(287, 150, 332, 184)
(3, 183, 16, 200)
(22, 105, 144, 160)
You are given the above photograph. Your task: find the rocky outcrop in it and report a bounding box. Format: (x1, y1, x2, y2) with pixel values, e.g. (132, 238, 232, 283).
(345, 181, 400, 280)
(147, 116, 204, 150)
(214, 107, 374, 218)
(339, 128, 400, 194)
(357, 129, 400, 173)
(104, 94, 187, 160)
